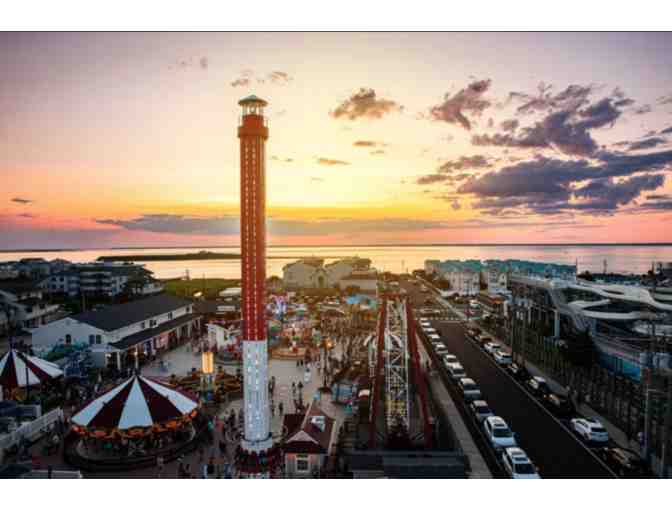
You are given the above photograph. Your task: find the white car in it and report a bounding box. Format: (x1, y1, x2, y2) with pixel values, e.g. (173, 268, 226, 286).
(446, 363, 467, 381)
(494, 351, 513, 365)
(484, 342, 502, 355)
(458, 378, 482, 401)
(469, 399, 494, 423)
(483, 416, 517, 450)
(423, 327, 437, 335)
(435, 343, 449, 356)
(502, 447, 541, 479)
(571, 418, 609, 443)
(443, 354, 458, 365)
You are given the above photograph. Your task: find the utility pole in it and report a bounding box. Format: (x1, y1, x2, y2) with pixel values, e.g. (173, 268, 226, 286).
(661, 377, 672, 478)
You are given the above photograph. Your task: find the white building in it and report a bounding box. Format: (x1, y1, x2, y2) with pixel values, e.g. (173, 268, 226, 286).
(0, 280, 60, 330)
(444, 269, 481, 296)
(41, 262, 163, 298)
(283, 257, 373, 291)
(30, 294, 201, 370)
(282, 258, 328, 290)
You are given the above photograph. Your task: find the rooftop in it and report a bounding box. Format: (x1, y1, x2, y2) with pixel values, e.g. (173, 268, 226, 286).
(71, 293, 192, 332)
(238, 94, 268, 106)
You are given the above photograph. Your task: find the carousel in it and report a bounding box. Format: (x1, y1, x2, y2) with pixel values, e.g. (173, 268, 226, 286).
(0, 348, 63, 399)
(69, 375, 200, 465)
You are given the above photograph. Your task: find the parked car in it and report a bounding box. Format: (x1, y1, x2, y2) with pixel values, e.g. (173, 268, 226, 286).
(435, 343, 449, 356)
(501, 447, 541, 479)
(595, 447, 650, 477)
(570, 417, 609, 444)
(483, 416, 517, 451)
(429, 333, 442, 343)
(443, 354, 458, 365)
(423, 327, 437, 335)
(493, 351, 513, 365)
(506, 362, 531, 382)
(469, 399, 494, 423)
(477, 335, 493, 346)
(542, 393, 576, 418)
(466, 327, 481, 339)
(484, 342, 502, 355)
(446, 363, 467, 381)
(458, 378, 482, 401)
(526, 376, 551, 397)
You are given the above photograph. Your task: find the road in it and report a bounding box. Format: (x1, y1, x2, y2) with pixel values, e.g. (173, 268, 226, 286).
(400, 279, 615, 478)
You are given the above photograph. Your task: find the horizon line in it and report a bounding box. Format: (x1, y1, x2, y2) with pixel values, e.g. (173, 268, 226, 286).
(2, 242, 672, 254)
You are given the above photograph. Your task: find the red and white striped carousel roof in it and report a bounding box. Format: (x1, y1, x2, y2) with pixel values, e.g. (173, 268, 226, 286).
(0, 349, 63, 391)
(72, 375, 198, 430)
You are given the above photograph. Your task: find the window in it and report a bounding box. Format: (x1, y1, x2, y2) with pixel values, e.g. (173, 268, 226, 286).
(96, 335, 102, 345)
(141, 322, 146, 329)
(65, 334, 72, 345)
(296, 455, 309, 472)
(167, 312, 173, 320)
(89, 334, 94, 345)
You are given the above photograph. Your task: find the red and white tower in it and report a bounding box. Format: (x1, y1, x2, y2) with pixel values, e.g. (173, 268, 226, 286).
(237, 95, 274, 470)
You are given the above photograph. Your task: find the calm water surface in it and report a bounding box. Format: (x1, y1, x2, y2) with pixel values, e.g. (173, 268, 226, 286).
(2, 245, 671, 280)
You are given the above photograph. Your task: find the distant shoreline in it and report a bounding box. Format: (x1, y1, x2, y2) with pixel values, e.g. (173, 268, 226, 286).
(96, 252, 346, 262)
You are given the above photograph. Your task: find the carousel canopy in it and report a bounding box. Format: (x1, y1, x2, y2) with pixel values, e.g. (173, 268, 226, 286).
(72, 375, 197, 430)
(0, 349, 63, 391)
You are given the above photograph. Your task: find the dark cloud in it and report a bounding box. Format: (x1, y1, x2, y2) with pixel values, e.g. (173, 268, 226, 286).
(416, 174, 451, 185)
(330, 88, 403, 121)
(199, 57, 208, 70)
(472, 95, 626, 157)
(628, 137, 668, 151)
(458, 149, 672, 216)
(451, 200, 461, 211)
(646, 194, 672, 200)
(500, 119, 519, 132)
(569, 174, 665, 212)
(438, 155, 490, 173)
(96, 214, 471, 237)
(661, 126, 672, 135)
(316, 158, 350, 166)
(428, 79, 492, 130)
(416, 155, 490, 186)
(16, 213, 35, 219)
(353, 140, 385, 148)
(11, 197, 33, 204)
(508, 83, 594, 115)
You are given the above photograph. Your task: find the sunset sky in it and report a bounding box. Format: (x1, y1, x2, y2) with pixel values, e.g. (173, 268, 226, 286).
(2, 32, 672, 249)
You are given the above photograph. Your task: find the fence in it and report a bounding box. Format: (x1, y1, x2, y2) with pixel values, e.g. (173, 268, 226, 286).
(0, 407, 64, 452)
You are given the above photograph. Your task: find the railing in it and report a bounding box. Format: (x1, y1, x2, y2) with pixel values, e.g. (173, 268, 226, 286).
(0, 407, 64, 451)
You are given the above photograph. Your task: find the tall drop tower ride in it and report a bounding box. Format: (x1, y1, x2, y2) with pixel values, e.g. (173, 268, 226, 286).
(237, 95, 274, 475)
